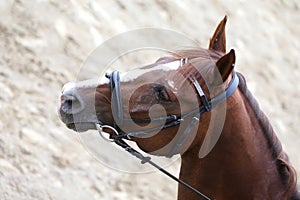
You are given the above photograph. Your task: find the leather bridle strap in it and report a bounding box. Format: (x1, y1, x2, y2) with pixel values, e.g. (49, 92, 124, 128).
(105, 71, 124, 130)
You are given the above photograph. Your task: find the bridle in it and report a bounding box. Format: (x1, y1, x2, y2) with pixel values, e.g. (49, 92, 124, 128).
(101, 59, 239, 155)
(95, 58, 239, 200)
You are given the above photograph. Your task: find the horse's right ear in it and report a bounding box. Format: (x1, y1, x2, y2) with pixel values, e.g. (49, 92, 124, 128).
(209, 16, 227, 53)
(216, 49, 235, 81)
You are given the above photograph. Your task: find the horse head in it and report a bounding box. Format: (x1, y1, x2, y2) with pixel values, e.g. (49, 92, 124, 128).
(59, 16, 236, 156)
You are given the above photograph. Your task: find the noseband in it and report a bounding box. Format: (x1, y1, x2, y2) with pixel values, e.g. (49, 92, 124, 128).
(96, 59, 239, 200)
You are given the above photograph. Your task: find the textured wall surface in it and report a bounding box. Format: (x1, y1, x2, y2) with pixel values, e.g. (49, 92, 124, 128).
(0, 1, 299, 199)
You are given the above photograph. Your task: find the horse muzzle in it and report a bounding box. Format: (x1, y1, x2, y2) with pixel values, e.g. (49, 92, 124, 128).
(58, 81, 99, 132)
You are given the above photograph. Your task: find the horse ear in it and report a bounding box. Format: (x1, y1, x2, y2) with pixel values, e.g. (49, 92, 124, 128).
(216, 49, 235, 81)
(209, 16, 227, 53)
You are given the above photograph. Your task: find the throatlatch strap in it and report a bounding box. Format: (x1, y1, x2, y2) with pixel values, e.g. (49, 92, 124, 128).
(193, 80, 211, 112)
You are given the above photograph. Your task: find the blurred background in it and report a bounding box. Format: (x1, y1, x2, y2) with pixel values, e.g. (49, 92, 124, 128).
(0, 0, 299, 199)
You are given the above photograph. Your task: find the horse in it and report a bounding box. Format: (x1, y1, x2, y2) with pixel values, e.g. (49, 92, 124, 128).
(59, 16, 300, 199)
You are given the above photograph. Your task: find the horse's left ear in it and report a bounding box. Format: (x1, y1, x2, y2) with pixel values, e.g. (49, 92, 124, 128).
(209, 16, 227, 53)
(216, 49, 235, 81)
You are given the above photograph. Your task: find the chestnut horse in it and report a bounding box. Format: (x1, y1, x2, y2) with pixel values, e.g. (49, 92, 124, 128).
(59, 17, 299, 199)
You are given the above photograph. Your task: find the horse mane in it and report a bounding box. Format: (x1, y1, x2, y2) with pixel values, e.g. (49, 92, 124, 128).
(170, 48, 299, 198)
(237, 72, 299, 199)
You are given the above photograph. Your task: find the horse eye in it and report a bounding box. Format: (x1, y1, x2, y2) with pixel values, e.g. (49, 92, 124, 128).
(154, 85, 170, 102)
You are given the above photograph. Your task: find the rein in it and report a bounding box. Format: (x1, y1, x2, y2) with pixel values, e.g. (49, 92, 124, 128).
(96, 60, 239, 200)
(95, 123, 211, 200)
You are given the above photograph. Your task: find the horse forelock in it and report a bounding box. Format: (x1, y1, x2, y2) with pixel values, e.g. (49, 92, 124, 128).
(166, 49, 225, 95)
(237, 72, 299, 198)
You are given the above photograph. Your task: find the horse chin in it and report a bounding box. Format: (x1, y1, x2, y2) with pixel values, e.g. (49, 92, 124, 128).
(66, 122, 96, 132)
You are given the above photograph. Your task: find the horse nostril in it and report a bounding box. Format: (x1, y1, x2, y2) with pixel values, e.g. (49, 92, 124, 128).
(60, 94, 84, 114)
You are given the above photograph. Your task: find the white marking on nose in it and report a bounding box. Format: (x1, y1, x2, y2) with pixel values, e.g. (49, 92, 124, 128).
(62, 77, 109, 94)
(120, 60, 181, 82)
(61, 77, 109, 115)
(62, 82, 76, 94)
(64, 78, 108, 91)
(61, 82, 85, 114)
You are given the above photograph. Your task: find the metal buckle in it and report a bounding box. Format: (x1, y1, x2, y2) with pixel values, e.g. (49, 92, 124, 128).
(95, 123, 119, 142)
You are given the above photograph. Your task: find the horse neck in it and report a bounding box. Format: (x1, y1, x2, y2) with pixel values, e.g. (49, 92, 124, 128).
(178, 75, 298, 199)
